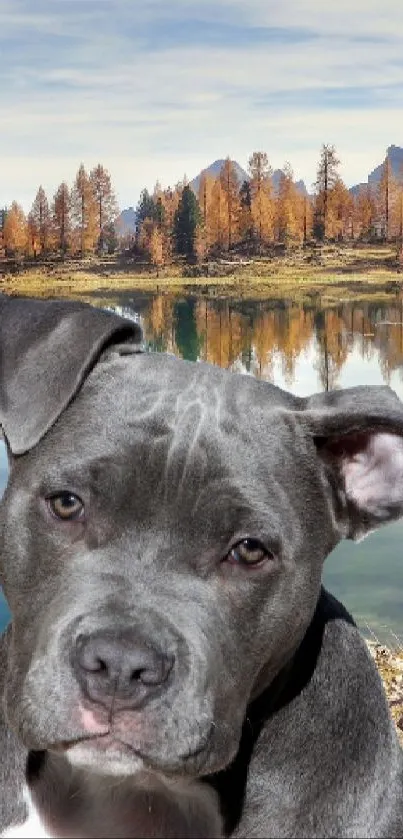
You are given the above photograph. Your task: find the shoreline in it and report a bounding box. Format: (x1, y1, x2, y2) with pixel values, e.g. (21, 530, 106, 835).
(1, 245, 403, 302)
(1, 268, 403, 303)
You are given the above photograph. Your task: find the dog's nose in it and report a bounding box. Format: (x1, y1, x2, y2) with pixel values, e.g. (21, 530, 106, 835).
(72, 629, 174, 709)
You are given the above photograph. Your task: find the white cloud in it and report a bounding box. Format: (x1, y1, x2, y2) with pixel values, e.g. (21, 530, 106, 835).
(1, 0, 403, 211)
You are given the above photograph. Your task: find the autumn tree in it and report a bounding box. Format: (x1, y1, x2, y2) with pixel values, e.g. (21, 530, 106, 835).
(276, 163, 301, 245)
(219, 158, 241, 250)
(300, 195, 314, 243)
(71, 164, 98, 255)
(209, 179, 226, 251)
(313, 144, 340, 240)
(354, 185, 376, 241)
(89, 164, 119, 253)
(3, 202, 28, 257)
(248, 152, 274, 250)
(326, 178, 352, 240)
(155, 186, 182, 261)
(173, 185, 202, 259)
(52, 182, 71, 254)
(149, 225, 164, 275)
(197, 172, 215, 249)
(28, 186, 51, 255)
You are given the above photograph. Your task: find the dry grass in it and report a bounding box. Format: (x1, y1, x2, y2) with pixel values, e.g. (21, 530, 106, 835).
(1, 245, 402, 303)
(367, 641, 403, 744)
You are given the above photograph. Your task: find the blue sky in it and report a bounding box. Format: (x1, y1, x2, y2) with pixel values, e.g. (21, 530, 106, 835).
(1, 0, 403, 212)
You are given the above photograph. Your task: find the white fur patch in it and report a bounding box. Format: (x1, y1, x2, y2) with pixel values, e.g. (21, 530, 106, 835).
(1, 786, 51, 838)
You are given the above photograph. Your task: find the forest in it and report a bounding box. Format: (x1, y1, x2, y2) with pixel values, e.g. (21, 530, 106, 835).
(1, 145, 403, 268)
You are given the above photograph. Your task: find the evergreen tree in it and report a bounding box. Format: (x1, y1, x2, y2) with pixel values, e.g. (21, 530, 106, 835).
(136, 189, 157, 228)
(239, 180, 253, 242)
(173, 185, 202, 258)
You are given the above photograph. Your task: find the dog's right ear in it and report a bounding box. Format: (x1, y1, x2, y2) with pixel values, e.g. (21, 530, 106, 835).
(0, 294, 142, 455)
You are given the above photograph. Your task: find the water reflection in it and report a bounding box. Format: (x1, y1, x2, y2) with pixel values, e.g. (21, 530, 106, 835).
(2, 289, 403, 640)
(102, 291, 403, 399)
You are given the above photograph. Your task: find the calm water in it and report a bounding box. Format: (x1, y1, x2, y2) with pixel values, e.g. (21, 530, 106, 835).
(2, 288, 403, 642)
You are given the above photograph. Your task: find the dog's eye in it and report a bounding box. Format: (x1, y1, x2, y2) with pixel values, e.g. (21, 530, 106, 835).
(225, 538, 272, 567)
(47, 492, 84, 521)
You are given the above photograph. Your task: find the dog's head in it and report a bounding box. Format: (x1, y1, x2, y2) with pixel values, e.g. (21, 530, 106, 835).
(1, 293, 403, 779)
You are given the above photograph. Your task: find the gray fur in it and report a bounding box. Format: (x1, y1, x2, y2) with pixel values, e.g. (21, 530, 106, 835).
(0, 294, 403, 837)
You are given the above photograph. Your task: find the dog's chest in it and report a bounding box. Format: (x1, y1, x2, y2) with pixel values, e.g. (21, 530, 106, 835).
(1, 786, 51, 838)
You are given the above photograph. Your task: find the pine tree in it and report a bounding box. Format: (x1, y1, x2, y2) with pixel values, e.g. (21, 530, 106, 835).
(173, 185, 202, 258)
(239, 180, 253, 244)
(136, 189, 157, 228)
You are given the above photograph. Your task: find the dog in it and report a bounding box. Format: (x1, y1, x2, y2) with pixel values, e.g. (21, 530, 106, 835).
(0, 292, 403, 838)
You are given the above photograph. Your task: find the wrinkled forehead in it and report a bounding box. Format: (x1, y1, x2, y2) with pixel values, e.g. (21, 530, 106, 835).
(60, 352, 276, 447)
(12, 352, 297, 497)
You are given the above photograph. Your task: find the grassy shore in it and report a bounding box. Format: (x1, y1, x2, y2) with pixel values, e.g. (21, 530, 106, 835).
(1, 244, 403, 302)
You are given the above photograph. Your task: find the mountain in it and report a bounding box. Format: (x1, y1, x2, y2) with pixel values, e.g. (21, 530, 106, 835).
(350, 145, 403, 195)
(368, 145, 403, 185)
(271, 169, 308, 196)
(115, 206, 136, 236)
(190, 159, 248, 194)
(190, 159, 308, 197)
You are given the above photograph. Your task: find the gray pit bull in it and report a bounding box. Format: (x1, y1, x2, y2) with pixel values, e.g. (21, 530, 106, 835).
(1, 293, 403, 838)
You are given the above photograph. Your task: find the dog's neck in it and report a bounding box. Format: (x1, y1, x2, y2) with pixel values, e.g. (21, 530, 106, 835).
(251, 586, 355, 716)
(23, 751, 222, 839)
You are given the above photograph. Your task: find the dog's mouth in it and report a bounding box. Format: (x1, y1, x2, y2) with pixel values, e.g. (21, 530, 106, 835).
(54, 721, 215, 776)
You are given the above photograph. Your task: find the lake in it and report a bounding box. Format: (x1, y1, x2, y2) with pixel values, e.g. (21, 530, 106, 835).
(2, 287, 403, 643)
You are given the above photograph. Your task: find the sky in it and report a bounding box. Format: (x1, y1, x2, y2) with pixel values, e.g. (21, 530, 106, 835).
(1, 0, 403, 213)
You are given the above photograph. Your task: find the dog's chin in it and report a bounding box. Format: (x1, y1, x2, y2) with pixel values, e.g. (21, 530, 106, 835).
(60, 722, 226, 779)
(64, 736, 147, 776)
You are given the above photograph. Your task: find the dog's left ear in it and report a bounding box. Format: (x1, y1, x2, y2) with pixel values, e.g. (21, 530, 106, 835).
(0, 294, 142, 454)
(300, 385, 403, 541)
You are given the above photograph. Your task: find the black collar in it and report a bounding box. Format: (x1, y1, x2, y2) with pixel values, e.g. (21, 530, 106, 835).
(206, 587, 355, 835)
